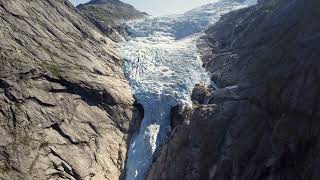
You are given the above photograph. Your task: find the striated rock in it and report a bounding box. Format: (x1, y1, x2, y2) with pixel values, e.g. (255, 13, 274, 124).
(149, 0, 320, 179)
(0, 0, 141, 179)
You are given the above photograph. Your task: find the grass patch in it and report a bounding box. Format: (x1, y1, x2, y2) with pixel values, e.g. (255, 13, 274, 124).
(39, 63, 62, 77)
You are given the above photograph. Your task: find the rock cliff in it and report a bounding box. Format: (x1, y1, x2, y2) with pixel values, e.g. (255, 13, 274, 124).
(148, 0, 320, 179)
(0, 0, 141, 179)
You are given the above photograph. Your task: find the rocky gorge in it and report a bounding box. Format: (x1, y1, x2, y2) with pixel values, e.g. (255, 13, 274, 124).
(1, 0, 320, 180)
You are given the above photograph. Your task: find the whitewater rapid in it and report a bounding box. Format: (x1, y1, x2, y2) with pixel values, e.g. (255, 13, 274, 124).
(117, 0, 256, 179)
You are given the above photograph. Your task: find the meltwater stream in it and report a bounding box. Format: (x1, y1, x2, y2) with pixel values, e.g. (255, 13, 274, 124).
(117, 0, 256, 179)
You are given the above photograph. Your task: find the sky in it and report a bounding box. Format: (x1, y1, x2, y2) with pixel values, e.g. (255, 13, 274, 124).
(69, 0, 214, 16)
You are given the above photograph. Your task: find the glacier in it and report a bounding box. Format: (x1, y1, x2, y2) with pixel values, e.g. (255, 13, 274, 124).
(117, 0, 257, 179)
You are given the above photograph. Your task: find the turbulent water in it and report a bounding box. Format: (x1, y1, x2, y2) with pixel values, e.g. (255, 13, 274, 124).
(117, 0, 256, 179)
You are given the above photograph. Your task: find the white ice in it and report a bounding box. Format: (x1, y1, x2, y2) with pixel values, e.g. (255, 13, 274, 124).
(117, 1, 256, 179)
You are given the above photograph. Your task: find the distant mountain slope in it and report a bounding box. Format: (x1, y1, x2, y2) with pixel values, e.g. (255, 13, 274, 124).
(77, 0, 147, 26)
(77, 0, 147, 41)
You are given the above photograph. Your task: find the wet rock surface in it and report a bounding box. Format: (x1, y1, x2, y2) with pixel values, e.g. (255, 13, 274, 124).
(148, 0, 320, 179)
(0, 0, 141, 179)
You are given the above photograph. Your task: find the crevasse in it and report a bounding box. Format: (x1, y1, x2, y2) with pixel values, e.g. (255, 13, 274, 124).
(117, 0, 256, 179)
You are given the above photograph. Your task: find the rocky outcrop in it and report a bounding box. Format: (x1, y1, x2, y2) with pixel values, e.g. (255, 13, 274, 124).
(148, 0, 320, 179)
(0, 0, 141, 179)
(77, 0, 147, 42)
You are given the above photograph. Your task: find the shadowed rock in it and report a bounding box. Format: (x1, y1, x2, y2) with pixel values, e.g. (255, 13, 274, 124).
(148, 0, 320, 179)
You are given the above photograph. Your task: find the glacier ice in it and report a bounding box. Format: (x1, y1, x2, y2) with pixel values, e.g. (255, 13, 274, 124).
(117, 0, 256, 179)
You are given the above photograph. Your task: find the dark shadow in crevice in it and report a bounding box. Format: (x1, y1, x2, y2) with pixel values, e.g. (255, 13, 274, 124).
(120, 97, 144, 180)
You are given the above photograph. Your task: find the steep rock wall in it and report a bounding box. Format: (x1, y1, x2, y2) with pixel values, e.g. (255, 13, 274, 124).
(148, 0, 320, 179)
(0, 0, 141, 179)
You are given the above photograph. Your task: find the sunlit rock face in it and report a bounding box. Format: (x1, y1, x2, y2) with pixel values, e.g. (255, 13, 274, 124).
(0, 0, 140, 179)
(117, 0, 255, 179)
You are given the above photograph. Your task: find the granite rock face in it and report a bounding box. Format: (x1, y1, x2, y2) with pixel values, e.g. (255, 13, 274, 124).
(0, 0, 141, 179)
(148, 0, 320, 179)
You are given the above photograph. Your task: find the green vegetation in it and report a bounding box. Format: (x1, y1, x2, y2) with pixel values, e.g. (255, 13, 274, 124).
(77, 0, 146, 27)
(81, 6, 120, 26)
(47, 64, 61, 76)
(39, 62, 62, 77)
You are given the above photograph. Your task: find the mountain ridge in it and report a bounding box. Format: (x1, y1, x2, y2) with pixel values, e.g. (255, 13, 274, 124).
(77, 0, 147, 41)
(77, 0, 148, 23)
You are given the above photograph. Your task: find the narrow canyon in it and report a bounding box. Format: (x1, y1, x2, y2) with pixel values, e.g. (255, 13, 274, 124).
(0, 0, 319, 180)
